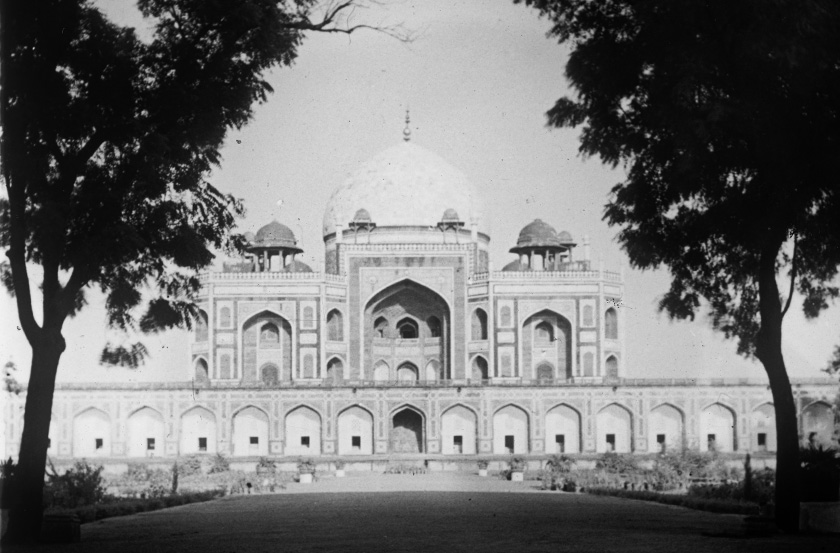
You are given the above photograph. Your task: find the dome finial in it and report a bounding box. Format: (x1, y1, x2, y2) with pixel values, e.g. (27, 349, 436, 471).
(403, 108, 411, 142)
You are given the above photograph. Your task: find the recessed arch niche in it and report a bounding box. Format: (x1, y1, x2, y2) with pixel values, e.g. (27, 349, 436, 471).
(364, 280, 451, 380)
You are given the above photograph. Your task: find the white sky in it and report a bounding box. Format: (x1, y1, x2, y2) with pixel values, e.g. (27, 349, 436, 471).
(1, 0, 837, 384)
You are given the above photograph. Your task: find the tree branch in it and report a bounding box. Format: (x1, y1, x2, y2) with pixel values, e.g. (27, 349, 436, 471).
(4, 174, 41, 343)
(284, 0, 414, 43)
(781, 233, 797, 318)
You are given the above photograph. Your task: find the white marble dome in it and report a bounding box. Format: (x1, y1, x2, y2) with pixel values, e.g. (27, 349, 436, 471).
(322, 142, 487, 238)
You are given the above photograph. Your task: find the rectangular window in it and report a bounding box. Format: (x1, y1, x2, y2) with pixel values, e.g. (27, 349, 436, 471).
(352, 436, 361, 450)
(95, 438, 103, 450)
(606, 434, 616, 451)
(198, 437, 207, 451)
(757, 433, 767, 450)
(301, 436, 310, 447)
(504, 435, 515, 453)
(147, 438, 156, 450)
(656, 434, 665, 444)
(453, 435, 463, 454)
(707, 434, 716, 450)
(249, 436, 259, 445)
(555, 434, 565, 453)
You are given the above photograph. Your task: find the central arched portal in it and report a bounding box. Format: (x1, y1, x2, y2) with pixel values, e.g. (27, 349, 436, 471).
(364, 280, 450, 380)
(390, 408, 424, 453)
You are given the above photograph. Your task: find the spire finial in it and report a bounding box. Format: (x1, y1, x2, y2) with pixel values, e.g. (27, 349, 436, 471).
(403, 108, 411, 142)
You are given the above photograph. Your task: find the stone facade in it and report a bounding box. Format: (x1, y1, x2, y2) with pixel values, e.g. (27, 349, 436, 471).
(3, 140, 837, 463)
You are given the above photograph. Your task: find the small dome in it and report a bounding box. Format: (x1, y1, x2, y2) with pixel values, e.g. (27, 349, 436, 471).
(502, 260, 531, 272)
(283, 260, 313, 273)
(243, 231, 256, 243)
(441, 208, 461, 222)
(556, 230, 575, 244)
(252, 220, 302, 253)
(512, 219, 562, 251)
(353, 208, 373, 224)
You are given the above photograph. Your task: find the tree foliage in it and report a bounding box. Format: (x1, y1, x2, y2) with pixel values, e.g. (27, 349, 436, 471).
(522, 0, 840, 349)
(0, 0, 408, 542)
(518, 0, 840, 532)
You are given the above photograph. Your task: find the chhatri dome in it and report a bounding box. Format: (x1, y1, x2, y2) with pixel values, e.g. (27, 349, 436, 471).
(322, 141, 487, 238)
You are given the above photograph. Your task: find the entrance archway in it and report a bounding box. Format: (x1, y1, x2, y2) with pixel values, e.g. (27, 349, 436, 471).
(365, 280, 450, 380)
(391, 407, 424, 453)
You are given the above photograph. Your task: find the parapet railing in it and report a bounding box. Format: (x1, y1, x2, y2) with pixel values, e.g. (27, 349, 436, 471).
(47, 376, 836, 392)
(469, 270, 622, 283)
(199, 269, 623, 285)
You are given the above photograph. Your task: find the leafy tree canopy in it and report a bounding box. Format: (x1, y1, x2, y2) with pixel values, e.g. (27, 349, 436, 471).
(1, 0, 402, 363)
(517, 0, 840, 531)
(520, 0, 840, 355)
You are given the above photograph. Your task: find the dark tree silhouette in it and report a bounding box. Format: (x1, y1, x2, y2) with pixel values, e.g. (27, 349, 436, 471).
(519, 0, 840, 531)
(0, 0, 408, 543)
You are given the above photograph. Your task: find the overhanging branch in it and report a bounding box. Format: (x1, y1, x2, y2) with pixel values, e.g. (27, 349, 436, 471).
(781, 234, 797, 318)
(284, 0, 415, 43)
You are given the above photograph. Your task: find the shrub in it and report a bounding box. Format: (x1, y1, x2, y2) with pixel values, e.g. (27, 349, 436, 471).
(587, 487, 759, 515)
(508, 456, 526, 471)
(595, 452, 638, 474)
(179, 455, 204, 476)
(208, 453, 230, 474)
(44, 460, 106, 509)
(477, 459, 489, 470)
(545, 454, 573, 474)
(0, 457, 15, 509)
(297, 458, 317, 474)
(334, 460, 346, 470)
(384, 463, 425, 475)
(257, 457, 277, 471)
(800, 444, 840, 501)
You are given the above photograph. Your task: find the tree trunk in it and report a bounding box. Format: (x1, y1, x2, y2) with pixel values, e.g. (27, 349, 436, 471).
(1, 332, 64, 544)
(755, 244, 800, 533)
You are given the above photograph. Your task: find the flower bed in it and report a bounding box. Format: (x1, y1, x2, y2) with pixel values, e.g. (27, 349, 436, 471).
(586, 487, 760, 515)
(45, 490, 224, 524)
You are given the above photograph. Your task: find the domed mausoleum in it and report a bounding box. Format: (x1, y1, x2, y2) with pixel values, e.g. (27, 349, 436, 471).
(6, 132, 834, 467)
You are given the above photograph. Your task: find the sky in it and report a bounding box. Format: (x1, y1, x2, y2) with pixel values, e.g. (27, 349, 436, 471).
(1, 0, 838, 385)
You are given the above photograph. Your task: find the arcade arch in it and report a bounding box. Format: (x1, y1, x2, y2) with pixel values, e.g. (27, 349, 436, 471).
(596, 404, 632, 453)
(73, 408, 111, 457)
(545, 404, 580, 454)
(493, 405, 529, 454)
(390, 406, 424, 453)
(752, 403, 776, 452)
(648, 404, 683, 453)
(180, 406, 217, 454)
(285, 406, 322, 456)
(338, 406, 374, 455)
(700, 403, 736, 452)
(802, 401, 834, 446)
(127, 407, 165, 457)
(441, 405, 477, 455)
(231, 406, 269, 456)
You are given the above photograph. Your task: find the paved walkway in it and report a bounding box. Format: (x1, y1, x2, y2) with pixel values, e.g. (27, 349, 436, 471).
(10, 473, 840, 552)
